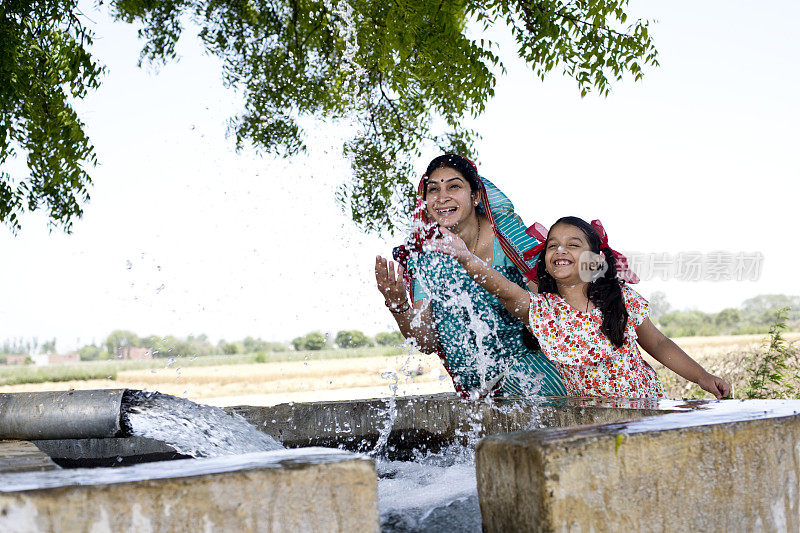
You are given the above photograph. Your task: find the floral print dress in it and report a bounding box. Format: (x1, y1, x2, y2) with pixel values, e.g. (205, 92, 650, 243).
(528, 284, 666, 399)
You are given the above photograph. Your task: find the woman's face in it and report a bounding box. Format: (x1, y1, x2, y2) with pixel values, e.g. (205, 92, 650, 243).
(544, 223, 592, 284)
(424, 167, 476, 230)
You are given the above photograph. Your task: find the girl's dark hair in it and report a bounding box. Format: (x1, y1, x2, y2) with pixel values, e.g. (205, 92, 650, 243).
(535, 216, 628, 347)
(423, 154, 481, 198)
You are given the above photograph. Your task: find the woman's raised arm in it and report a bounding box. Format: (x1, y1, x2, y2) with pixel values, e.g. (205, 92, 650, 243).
(375, 256, 440, 354)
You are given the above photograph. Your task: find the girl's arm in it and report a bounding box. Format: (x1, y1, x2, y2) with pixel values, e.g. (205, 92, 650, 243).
(375, 256, 441, 354)
(427, 228, 531, 325)
(636, 318, 731, 399)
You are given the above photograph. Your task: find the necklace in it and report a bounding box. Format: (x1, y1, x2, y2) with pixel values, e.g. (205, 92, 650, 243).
(469, 217, 481, 255)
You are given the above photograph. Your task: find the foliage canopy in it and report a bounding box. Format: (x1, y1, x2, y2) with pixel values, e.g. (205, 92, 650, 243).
(0, 0, 103, 232)
(1, 0, 658, 233)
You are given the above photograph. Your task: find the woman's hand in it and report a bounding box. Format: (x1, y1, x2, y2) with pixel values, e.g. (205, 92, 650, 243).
(697, 372, 732, 399)
(375, 256, 409, 309)
(424, 227, 472, 262)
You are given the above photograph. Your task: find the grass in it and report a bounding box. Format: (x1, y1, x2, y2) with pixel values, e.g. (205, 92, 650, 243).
(0, 346, 410, 386)
(652, 332, 800, 399)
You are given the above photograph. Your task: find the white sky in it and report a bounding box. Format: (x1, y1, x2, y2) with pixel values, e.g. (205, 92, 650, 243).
(1, 1, 798, 351)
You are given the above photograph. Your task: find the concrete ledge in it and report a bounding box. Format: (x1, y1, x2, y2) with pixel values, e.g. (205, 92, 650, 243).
(0, 448, 378, 532)
(477, 399, 800, 532)
(0, 441, 59, 474)
(229, 394, 677, 451)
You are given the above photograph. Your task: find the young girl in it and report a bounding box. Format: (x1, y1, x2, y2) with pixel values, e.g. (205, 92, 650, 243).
(429, 216, 731, 399)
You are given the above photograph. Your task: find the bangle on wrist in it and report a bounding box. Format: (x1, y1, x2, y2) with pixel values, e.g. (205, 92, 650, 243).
(385, 300, 410, 314)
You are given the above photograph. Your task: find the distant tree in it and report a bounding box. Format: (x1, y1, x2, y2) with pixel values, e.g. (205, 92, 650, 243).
(304, 332, 327, 351)
(220, 342, 241, 355)
(335, 330, 373, 349)
(242, 336, 271, 353)
(375, 331, 405, 347)
(263, 342, 287, 352)
(648, 292, 671, 323)
(658, 310, 716, 338)
(0, 0, 103, 232)
(105, 330, 140, 356)
(291, 336, 306, 351)
(77, 344, 103, 361)
(40, 338, 57, 354)
(741, 295, 800, 325)
(2, 0, 658, 233)
(2, 337, 39, 355)
(714, 308, 741, 328)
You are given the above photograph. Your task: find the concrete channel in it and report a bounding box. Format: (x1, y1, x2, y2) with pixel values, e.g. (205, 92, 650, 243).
(1, 392, 799, 531)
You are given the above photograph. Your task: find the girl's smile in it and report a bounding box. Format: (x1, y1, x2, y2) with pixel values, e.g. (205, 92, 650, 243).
(545, 223, 591, 283)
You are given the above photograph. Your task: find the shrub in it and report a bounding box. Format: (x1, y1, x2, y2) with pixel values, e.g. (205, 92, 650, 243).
(221, 342, 241, 355)
(254, 351, 267, 363)
(77, 344, 102, 361)
(303, 332, 326, 351)
(740, 308, 799, 399)
(335, 330, 373, 348)
(375, 331, 405, 347)
(291, 336, 306, 351)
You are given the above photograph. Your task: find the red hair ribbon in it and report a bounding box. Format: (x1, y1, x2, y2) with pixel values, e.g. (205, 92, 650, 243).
(522, 222, 548, 261)
(590, 219, 640, 284)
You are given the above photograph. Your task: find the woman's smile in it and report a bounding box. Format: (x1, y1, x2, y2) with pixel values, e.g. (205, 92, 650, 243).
(425, 167, 475, 228)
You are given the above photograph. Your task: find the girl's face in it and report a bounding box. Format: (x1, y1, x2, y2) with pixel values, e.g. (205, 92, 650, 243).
(424, 167, 477, 230)
(544, 223, 592, 284)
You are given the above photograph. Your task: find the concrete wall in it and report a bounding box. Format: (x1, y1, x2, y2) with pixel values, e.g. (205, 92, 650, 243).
(0, 448, 378, 532)
(230, 394, 673, 450)
(477, 400, 800, 532)
(6, 393, 800, 532)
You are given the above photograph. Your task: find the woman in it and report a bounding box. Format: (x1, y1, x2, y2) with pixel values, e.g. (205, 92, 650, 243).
(375, 154, 566, 398)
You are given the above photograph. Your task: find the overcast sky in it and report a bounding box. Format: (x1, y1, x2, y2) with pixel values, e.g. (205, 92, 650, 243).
(1, 1, 798, 351)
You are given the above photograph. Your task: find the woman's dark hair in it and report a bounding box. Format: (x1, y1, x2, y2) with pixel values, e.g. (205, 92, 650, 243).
(535, 216, 628, 347)
(423, 154, 481, 198)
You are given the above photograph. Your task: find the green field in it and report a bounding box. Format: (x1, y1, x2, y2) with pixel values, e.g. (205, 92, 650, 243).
(0, 346, 409, 387)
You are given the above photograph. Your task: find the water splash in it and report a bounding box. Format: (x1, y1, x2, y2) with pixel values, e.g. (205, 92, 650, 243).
(373, 370, 401, 456)
(378, 444, 480, 532)
(412, 251, 501, 393)
(121, 391, 282, 458)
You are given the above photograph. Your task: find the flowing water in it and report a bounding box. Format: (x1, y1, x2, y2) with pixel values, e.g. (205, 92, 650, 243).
(119, 389, 512, 531)
(377, 444, 481, 532)
(121, 390, 283, 457)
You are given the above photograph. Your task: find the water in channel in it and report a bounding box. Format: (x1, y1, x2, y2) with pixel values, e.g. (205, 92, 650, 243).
(121, 390, 283, 457)
(120, 390, 491, 531)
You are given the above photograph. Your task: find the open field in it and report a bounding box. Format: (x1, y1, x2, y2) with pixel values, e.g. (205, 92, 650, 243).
(0, 346, 408, 386)
(1, 333, 797, 405)
(0, 350, 455, 406)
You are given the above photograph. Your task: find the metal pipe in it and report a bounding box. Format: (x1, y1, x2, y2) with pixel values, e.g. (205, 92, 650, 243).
(0, 389, 126, 441)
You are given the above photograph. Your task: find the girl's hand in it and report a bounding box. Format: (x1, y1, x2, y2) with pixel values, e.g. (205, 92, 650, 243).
(375, 256, 409, 308)
(424, 227, 472, 262)
(697, 372, 732, 399)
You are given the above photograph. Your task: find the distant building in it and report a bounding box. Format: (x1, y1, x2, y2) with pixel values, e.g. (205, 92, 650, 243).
(5, 354, 28, 365)
(116, 347, 152, 360)
(47, 353, 80, 365)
